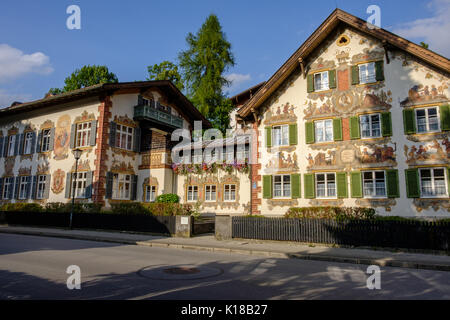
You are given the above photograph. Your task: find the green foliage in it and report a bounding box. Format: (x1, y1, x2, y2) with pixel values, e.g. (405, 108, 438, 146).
(110, 202, 149, 215)
(285, 207, 377, 221)
(48, 65, 118, 94)
(44, 202, 102, 214)
(143, 203, 190, 216)
(0, 203, 43, 212)
(178, 14, 235, 129)
(155, 194, 180, 204)
(420, 42, 429, 49)
(47, 88, 64, 96)
(147, 61, 184, 91)
(209, 98, 234, 134)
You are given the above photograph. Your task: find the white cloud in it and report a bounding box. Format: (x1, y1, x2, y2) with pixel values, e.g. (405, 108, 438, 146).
(0, 89, 31, 108)
(392, 0, 450, 57)
(0, 44, 53, 82)
(224, 73, 252, 93)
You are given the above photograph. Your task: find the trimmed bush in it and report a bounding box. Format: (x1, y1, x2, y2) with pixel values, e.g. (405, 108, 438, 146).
(44, 202, 102, 214)
(155, 194, 180, 204)
(0, 203, 43, 212)
(110, 202, 149, 215)
(285, 207, 376, 221)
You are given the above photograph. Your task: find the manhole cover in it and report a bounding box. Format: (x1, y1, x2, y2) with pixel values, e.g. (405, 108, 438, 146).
(138, 265, 223, 280)
(163, 267, 200, 275)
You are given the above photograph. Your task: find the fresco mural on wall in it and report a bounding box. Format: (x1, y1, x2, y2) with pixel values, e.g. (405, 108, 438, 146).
(413, 198, 450, 213)
(404, 139, 450, 165)
(54, 115, 71, 160)
(51, 169, 65, 194)
(71, 160, 91, 172)
(4, 157, 15, 176)
(265, 152, 299, 173)
(360, 145, 396, 164)
(263, 102, 297, 126)
(110, 160, 134, 174)
(400, 82, 448, 107)
(18, 167, 31, 176)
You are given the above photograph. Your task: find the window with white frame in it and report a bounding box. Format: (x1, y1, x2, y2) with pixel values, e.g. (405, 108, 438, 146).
(205, 185, 217, 202)
(360, 113, 381, 138)
(363, 171, 386, 198)
(316, 173, 336, 198)
(18, 176, 28, 200)
(314, 71, 329, 91)
(314, 119, 333, 142)
(192, 150, 203, 164)
(145, 185, 157, 202)
(36, 175, 47, 199)
(273, 175, 291, 198)
(224, 184, 236, 202)
(75, 122, 92, 148)
(7, 135, 16, 156)
(112, 173, 131, 200)
(358, 62, 376, 84)
(72, 172, 88, 199)
(23, 132, 33, 154)
(236, 144, 250, 162)
(416, 107, 440, 133)
(272, 125, 289, 147)
(3, 177, 14, 199)
(187, 185, 198, 202)
(41, 129, 51, 152)
(419, 168, 448, 197)
(115, 124, 133, 150)
(224, 147, 234, 163)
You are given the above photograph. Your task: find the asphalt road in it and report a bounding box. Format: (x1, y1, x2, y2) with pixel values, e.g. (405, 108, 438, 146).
(0, 233, 449, 300)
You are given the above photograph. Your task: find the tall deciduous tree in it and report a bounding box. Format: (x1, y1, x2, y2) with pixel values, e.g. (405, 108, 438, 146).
(178, 14, 235, 132)
(147, 61, 184, 91)
(47, 65, 118, 95)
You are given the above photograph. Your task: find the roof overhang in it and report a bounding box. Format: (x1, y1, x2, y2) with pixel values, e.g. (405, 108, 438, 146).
(0, 81, 212, 128)
(238, 8, 450, 119)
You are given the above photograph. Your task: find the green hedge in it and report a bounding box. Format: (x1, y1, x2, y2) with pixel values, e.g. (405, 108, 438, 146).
(0, 202, 192, 217)
(155, 194, 180, 203)
(285, 207, 376, 221)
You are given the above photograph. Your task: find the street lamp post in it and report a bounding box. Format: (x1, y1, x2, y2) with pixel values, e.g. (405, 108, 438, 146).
(70, 148, 83, 230)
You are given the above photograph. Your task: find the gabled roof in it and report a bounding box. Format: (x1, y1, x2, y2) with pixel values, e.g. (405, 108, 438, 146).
(238, 8, 450, 118)
(230, 82, 266, 107)
(0, 81, 211, 128)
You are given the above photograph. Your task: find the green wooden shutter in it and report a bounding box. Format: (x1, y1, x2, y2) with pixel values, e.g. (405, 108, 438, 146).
(381, 112, 392, 137)
(386, 169, 400, 198)
(440, 104, 450, 131)
(265, 127, 272, 148)
(291, 174, 301, 199)
(263, 175, 272, 199)
(351, 65, 360, 85)
(375, 61, 385, 81)
(447, 167, 450, 195)
(336, 172, 348, 198)
(289, 124, 298, 145)
(349, 116, 360, 140)
(304, 174, 315, 199)
(333, 118, 343, 141)
(329, 70, 336, 89)
(405, 169, 420, 198)
(403, 108, 416, 134)
(350, 171, 363, 198)
(65, 173, 72, 199)
(105, 172, 114, 199)
(305, 122, 315, 144)
(307, 74, 314, 93)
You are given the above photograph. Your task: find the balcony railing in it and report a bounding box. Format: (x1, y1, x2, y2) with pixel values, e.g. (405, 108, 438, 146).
(134, 105, 183, 128)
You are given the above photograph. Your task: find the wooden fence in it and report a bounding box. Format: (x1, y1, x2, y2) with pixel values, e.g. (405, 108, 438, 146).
(232, 217, 450, 251)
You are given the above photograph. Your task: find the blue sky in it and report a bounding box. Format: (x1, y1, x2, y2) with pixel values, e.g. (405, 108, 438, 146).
(0, 0, 449, 108)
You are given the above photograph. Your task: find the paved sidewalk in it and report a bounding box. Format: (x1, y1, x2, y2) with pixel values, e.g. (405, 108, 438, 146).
(1, 224, 450, 271)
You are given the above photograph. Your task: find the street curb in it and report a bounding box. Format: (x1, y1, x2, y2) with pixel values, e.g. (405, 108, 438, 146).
(1, 228, 449, 272)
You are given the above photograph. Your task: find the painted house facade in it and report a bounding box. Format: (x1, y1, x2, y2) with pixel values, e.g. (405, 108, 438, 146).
(237, 9, 450, 218)
(0, 9, 449, 218)
(0, 81, 211, 208)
